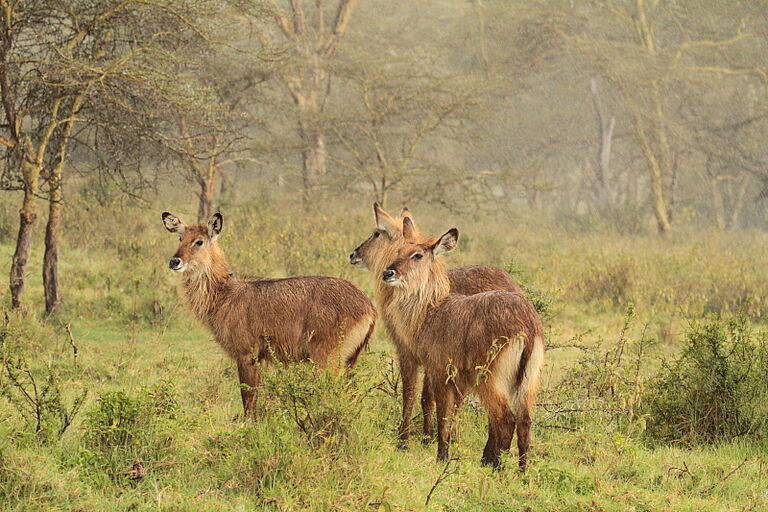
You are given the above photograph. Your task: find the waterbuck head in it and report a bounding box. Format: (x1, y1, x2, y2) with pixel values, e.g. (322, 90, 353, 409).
(381, 217, 458, 289)
(162, 212, 223, 274)
(349, 203, 423, 271)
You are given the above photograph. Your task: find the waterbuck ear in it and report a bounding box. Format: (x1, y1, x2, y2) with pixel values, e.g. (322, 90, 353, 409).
(402, 216, 418, 241)
(208, 212, 223, 240)
(431, 228, 459, 258)
(373, 202, 398, 238)
(162, 212, 186, 235)
(400, 207, 420, 239)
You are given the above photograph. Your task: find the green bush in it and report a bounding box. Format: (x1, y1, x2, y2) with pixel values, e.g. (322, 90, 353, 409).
(643, 315, 768, 447)
(504, 258, 557, 321)
(78, 381, 180, 479)
(261, 360, 374, 451)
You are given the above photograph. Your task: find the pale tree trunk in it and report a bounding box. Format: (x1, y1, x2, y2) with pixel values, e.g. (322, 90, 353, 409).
(729, 174, 750, 229)
(197, 165, 217, 223)
(298, 121, 326, 205)
(633, 1, 675, 236)
(292, 81, 327, 207)
(588, 77, 615, 210)
(269, 0, 359, 208)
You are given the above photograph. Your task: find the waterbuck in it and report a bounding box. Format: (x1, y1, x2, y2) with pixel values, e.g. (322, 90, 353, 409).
(382, 217, 544, 469)
(162, 212, 376, 415)
(349, 203, 524, 444)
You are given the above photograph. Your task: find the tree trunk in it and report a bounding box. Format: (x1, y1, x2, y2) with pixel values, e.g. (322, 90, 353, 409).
(197, 176, 215, 222)
(729, 174, 750, 229)
(299, 124, 326, 207)
(43, 187, 61, 313)
(197, 158, 218, 222)
(589, 77, 615, 209)
(630, 105, 672, 236)
(10, 185, 37, 310)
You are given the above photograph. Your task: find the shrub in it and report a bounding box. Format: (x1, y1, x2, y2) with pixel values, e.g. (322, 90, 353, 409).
(261, 361, 374, 452)
(79, 381, 180, 479)
(643, 315, 768, 447)
(504, 258, 557, 321)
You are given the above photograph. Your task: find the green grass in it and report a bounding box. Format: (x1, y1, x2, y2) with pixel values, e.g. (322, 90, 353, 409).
(0, 200, 766, 511)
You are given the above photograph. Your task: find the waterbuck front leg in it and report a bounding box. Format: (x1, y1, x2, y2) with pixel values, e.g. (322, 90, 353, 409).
(434, 383, 458, 462)
(398, 351, 419, 447)
(236, 357, 261, 417)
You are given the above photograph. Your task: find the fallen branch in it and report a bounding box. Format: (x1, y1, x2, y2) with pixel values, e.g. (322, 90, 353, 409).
(700, 458, 749, 495)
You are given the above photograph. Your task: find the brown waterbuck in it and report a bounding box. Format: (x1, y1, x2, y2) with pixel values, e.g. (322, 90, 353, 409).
(162, 212, 377, 415)
(381, 217, 544, 470)
(349, 203, 524, 445)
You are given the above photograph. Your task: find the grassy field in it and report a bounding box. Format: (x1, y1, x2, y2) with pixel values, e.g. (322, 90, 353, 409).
(0, 198, 767, 511)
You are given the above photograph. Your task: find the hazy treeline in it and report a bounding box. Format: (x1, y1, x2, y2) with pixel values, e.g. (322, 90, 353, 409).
(0, 0, 766, 313)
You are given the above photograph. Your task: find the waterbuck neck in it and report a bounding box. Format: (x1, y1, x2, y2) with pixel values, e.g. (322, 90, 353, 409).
(181, 244, 231, 324)
(382, 258, 450, 343)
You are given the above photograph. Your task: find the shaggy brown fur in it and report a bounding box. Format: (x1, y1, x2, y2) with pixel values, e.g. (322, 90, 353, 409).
(349, 204, 525, 445)
(163, 212, 376, 416)
(382, 217, 544, 470)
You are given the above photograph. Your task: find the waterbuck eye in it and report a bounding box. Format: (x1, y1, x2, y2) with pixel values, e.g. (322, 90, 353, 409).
(412, 253, 423, 260)
(373, 231, 381, 238)
(193, 239, 203, 247)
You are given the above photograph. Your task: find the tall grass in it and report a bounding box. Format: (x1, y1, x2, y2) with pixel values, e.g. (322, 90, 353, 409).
(0, 195, 765, 510)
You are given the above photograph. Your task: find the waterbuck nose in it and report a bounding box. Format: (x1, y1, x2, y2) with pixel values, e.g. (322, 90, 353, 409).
(349, 251, 358, 262)
(169, 257, 181, 270)
(382, 268, 396, 281)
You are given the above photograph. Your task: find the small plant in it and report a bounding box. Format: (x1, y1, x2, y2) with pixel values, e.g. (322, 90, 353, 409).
(574, 260, 634, 307)
(643, 315, 768, 447)
(0, 325, 87, 444)
(541, 304, 654, 434)
(261, 360, 373, 451)
(79, 380, 180, 480)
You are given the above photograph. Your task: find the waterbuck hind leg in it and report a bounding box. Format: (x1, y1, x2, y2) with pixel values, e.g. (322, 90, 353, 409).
(479, 388, 516, 469)
(516, 408, 532, 471)
(398, 353, 420, 447)
(481, 418, 497, 466)
(236, 357, 261, 417)
(421, 374, 436, 444)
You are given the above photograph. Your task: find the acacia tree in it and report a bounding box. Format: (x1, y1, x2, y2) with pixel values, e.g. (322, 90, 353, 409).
(328, 57, 485, 208)
(234, 0, 360, 205)
(551, 0, 767, 235)
(169, 56, 266, 222)
(0, 0, 208, 312)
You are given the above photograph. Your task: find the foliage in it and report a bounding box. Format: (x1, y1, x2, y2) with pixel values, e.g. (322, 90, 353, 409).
(643, 316, 768, 447)
(79, 381, 180, 478)
(261, 356, 377, 451)
(541, 304, 654, 435)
